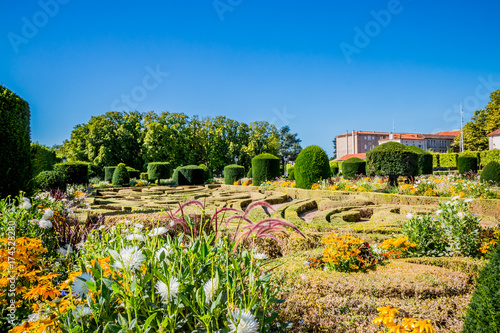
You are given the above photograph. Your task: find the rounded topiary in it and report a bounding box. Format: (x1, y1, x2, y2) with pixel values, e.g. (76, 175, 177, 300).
(366, 142, 417, 187)
(462, 243, 500, 332)
(126, 167, 140, 179)
(458, 156, 478, 174)
(406, 146, 433, 175)
(148, 162, 171, 184)
(173, 165, 205, 185)
(112, 163, 130, 186)
(104, 166, 117, 182)
(288, 166, 295, 180)
(480, 161, 500, 185)
(294, 145, 330, 189)
(34, 170, 67, 191)
(247, 168, 252, 178)
(199, 164, 212, 181)
(54, 162, 89, 185)
(251, 153, 280, 186)
(341, 157, 366, 179)
(224, 164, 245, 185)
(140, 172, 149, 181)
(329, 160, 339, 177)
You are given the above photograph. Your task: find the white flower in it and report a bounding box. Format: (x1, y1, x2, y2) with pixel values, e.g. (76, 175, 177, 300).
(155, 277, 180, 302)
(436, 209, 443, 215)
(300, 274, 307, 281)
(406, 213, 414, 219)
(457, 212, 465, 219)
(134, 223, 144, 232)
(76, 241, 86, 250)
(72, 273, 94, 298)
(126, 234, 145, 242)
(21, 197, 32, 210)
(464, 198, 473, 203)
(155, 245, 173, 262)
(253, 252, 268, 260)
(148, 227, 169, 237)
(38, 219, 53, 229)
(73, 306, 93, 320)
(27, 312, 40, 322)
(113, 246, 145, 271)
(42, 208, 54, 220)
(452, 195, 461, 200)
(204, 276, 219, 303)
(99, 225, 106, 231)
(121, 228, 129, 234)
(56, 245, 74, 256)
(228, 309, 259, 333)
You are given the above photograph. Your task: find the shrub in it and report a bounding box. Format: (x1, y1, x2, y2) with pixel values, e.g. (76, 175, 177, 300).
(199, 164, 212, 181)
(173, 165, 205, 185)
(148, 162, 171, 184)
(294, 146, 330, 189)
(126, 167, 140, 179)
(432, 153, 440, 168)
(0, 85, 31, 197)
(406, 145, 433, 175)
(30, 142, 57, 178)
(34, 170, 66, 191)
(480, 149, 500, 167)
(462, 243, 500, 332)
(366, 142, 417, 186)
(440, 153, 458, 168)
(458, 156, 478, 174)
(224, 164, 245, 185)
(247, 168, 252, 178)
(341, 157, 366, 179)
(54, 162, 89, 185)
(251, 153, 281, 186)
(140, 172, 149, 181)
(329, 160, 339, 176)
(288, 166, 295, 180)
(112, 163, 129, 186)
(104, 166, 117, 182)
(480, 161, 500, 185)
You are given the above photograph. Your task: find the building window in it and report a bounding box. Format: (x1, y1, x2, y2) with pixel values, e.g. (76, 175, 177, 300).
(364, 144, 367, 150)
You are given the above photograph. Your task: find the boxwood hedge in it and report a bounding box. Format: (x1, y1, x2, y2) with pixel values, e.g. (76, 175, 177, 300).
(224, 164, 245, 184)
(406, 145, 433, 175)
(148, 162, 171, 184)
(341, 157, 366, 179)
(54, 162, 89, 185)
(458, 156, 478, 174)
(294, 146, 330, 189)
(480, 161, 500, 185)
(251, 153, 280, 186)
(104, 166, 117, 182)
(366, 142, 417, 187)
(112, 163, 130, 186)
(173, 165, 205, 185)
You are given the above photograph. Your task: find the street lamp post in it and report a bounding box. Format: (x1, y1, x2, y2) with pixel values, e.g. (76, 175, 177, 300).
(284, 156, 289, 178)
(234, 156, 238, 165)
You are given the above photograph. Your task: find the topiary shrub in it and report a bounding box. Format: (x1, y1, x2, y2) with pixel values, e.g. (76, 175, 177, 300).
(112, 163, 130, 186)
(0, 85, 31, 197)
(462, 243, 500, 332)
(126, 167, 140, 179)
(366, 142, 417, 187)
(54, 162, 89, 185)
(480, 161, 500, 185)
(173, 165, 205, 185)
(480, 149, 500, 167)
(432, 153, 440, 168)
(140, 172, 149, 181)
(294, 146, 330, 189)
(31, 142, 57, 178)
(224, 164, 245, 185)
(34, 170, 66, 191)
(199, 164, 212, 181)
(247, 168, 252, 178)
(288, 166, 295, 181)
(440, 153, 458, 168)
(458, 156, 478, 174)
(341, 157, 366, 179)
(104, 166, 117, 182)
(148, 162, 171, 185)
(406, 145, 433, 175)
(251, 153, 281, 186)
(329, 160, 339, 176)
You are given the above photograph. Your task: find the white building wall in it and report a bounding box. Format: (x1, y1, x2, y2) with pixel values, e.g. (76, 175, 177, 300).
(491, 136, 500, 150)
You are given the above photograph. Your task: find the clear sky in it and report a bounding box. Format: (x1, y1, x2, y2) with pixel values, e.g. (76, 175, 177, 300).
(2, 0, 500, 157)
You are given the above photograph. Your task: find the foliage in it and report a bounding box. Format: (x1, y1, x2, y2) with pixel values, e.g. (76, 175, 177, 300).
(112, 163, 130, 187)
(0, 85, 31, 197)
(279, 125, 302, 162)
(366, 142, 417, 186)
(104, 166, 117, 182)
(457, 156, 478, 174)
(321, 233, 376, 272)
(432, 153, 440, 168)
(34, 170, 67, 192)
(341, 157, 366, 179)
(173, 165, 205, 185)
(54, 162, 89, 185)
(126, 167, 140, 179)
(373, 306, 435, 333)
(148, 162, 171, 184)
(378, 236, 417, 259)
(294, 146, 330, 189)
(406, 145, 433, 175)
(199, 164, 212, 181)
(480, 161, 500, 185)
(140, 172, 149, 181)
(251, 153, 281, 186)
(224, 164, 245, 185)
(247, 168, 252, 178)
(480, 149, 500, 167)
(287, 166, 295, 181)
(439, 153, 458, 168)
(31, 142, 57, 178)
(329, 160, 339, 176)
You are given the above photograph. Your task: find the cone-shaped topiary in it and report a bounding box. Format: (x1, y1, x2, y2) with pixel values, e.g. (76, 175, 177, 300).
(462, 243, 500, 332)
(406, 145, 433, 175)
(247, 168, 252, 178)
(294, 145, 330, 189)
(112, 163, 130, 186)
(104, 166, 117, 182)
(148, 162, 171, 184)
(480, 161, 500, 185)
(173, 165, 205, 185)
(251, 153, 280, 186)
(54, 162, 89, 185)
(224, 164, 245, 184)
(458, 156, 478, 174)
(366, 142, 417, 187)
(341, 157, 366, 179)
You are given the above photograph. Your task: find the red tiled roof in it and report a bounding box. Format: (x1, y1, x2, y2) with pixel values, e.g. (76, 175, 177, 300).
(379, 133, 425, 141)
(488, 128, 500, 136)
(335, 153, 366, 161)
(336, 131, 390, 138)
(437, 130, 460, 137)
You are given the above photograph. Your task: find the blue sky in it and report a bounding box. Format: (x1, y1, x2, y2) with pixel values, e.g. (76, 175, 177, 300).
(2, 0, 500, 157)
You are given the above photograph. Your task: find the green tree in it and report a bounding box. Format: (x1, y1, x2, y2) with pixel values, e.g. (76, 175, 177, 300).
(279, 126, 302, 162)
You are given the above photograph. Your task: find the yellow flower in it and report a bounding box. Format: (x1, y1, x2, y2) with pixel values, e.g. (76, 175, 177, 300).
(413, 319, 434, 333)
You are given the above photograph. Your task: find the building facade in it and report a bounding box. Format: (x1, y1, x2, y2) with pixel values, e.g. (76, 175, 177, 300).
(489, 128, 500, 150)
(336, 131, 390, 159)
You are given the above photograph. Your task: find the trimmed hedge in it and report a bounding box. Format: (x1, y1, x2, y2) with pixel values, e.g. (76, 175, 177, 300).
(251, 153, 281, 186)
(462, 243, 500, 332)
(366, 142, 417, 187)
(288, 166, 295, 181)
(329, 160, 339, 176)
(126, 167, 140, 179)
(247, 168, 252, 178)
(0, 85, 31, 197)
(31, 143, 57, 178)
(34, 170, 66, 191)
(458, 156, 478, 174)
(140, 172, 148, 181)
(148, 162, 171, 184)
(54, 162, 89, 185)
(224, 164, 245, 185)
(440, 153, 458, 168)
(104, 166, 117, 183)
(480, 161, 500, 185)
(406, 145, 433, 175)
(432, 153, 440, 168)
(480, 149, 500, 167)
(341, 157, 366, 179)
(199, 164, 212, 181)
(112, 163, 129, 186)
(294, 146, 330, 189)
(173, 165, 205, 185)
